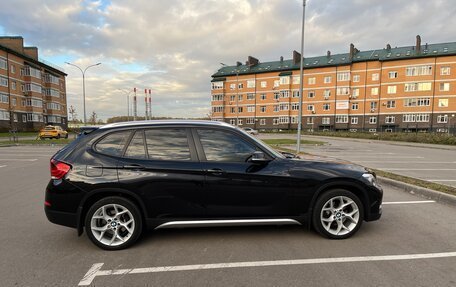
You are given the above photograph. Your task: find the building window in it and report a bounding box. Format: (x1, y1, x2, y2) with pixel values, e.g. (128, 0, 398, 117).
(387, 85, 397, 94)
(0, 57, 8, 70)
(260, 119, 266, 125)
(322, 117, 331, 125)
(260, 93, 266, 100)
(403, 114, 430, 122)
(386, 100, 396, 108)
(230, 107, 235, 113)
(385, 116, 395, 124)
(371, 73, 379, 81)
(238, 107, 243, 113)
(371, 87, 379, 96)
(238, 83, 243, 89)
(307, 104, 314, 112)
(292, 91, 300, 98)
(352, 75, 360, 82)
(308, 90, 315, 98)
(308, 77, 316, 85)
(406, 65, 432, 76)
(230, 83, 236, 90)
(279, 116, 289, 124)
(388, 71, 398, 79)
(211, 94, 224, 101)
(273, 80, 280, 88)
(212, 106, 223, 113)
(260, 81, 267, 88)
(280, 90, 290, 98)
(260, 106, 266, 113)
(438, 99, 449, 108)
(351, 88, 359, 98)
(404, 98, 430, 107)
(12, 98, 16, 106)
(11, 81, 16, 90)
(273, 92, 280, 100)
(337, 72, 350, 81)
(279, 103, 289, 111)
(0, 93, 8, 103)
(437, 115, 448, 123)
(323, 103, 331, 111)
(351, 102, 359, 110)
(351, 117, 358, 124)
(273, 118, 279, 125)
(404, 82, 432, 92)
(273, 105, 279, 112)
(0, 110, 10, 121)
(0, 76, 8, 87)
(293, 76, 300, 85)
(246, 118, 254, 124)
(247, 105, 255, 112)
(369, 117, 377, 124)
(323, 90, 331, 99)
(370, 102, 377, 110)
(279, 76, 290, 85)
(230, 95, 235, 102)
(246, 93, 255, 100)
(238, 119, 243, 125)
(10, 64, 16, 74)
(211, 81, 223, 90)
(440, 66, 451, 75)
(291, 103, 299, 110)
(440, 83, 450, 91)
(335, 115, 348, 123)
(237, 94, 243, 101)
(306, 117, 314, 125)
(324, 76, 332, 83)
(247, 80, 255, 88)
(230, 119, 236, 125)
(291, 116, 298, 124)
(337, 87, 350, 95)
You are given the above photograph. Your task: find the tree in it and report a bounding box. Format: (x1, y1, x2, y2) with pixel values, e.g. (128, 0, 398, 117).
(68, 105, 77, 123)
(89, 111, 97, 125)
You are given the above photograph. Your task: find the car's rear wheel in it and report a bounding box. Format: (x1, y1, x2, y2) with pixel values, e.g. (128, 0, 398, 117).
(312, 189, 364, 239)
(85, 196, 142, 250)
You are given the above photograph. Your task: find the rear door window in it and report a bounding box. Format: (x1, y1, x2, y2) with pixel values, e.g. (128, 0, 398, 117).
(145, 128, 191, 161)
(95, 131, 131, 157)
(124, 130, 147, 159)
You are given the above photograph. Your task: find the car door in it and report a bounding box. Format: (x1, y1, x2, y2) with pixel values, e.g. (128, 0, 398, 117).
(117, 127, 206, 219)
(194, 127, 293, 218)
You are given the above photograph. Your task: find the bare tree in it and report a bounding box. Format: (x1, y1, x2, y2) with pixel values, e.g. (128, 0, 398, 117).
(68, 105, 77, 123)
(89, 111, 97, 125)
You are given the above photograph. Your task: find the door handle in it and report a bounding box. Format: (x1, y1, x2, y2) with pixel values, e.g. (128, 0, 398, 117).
(123, 164, 145, 170)
(206, 168, 225, 175)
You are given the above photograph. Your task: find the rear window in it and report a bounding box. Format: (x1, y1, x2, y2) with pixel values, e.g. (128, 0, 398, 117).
(44, 127, 55, 130)
(95, 131, 131, 157)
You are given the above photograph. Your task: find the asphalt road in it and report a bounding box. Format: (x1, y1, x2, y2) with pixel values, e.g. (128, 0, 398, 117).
(1, 145, 456, 286)
(259, 134, 456, 187)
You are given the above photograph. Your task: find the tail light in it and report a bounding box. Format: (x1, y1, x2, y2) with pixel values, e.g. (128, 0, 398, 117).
(50, 159, 71, 179)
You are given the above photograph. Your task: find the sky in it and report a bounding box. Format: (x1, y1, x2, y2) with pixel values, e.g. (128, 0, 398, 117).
(1, 0, 456, 120)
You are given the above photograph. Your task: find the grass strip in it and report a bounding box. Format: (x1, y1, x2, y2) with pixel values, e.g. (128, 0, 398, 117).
(373, 169, 456, 197)
(262, 139, 325, 145)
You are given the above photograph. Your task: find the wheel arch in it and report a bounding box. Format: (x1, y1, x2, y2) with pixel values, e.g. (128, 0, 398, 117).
(76, 188, 148, 236)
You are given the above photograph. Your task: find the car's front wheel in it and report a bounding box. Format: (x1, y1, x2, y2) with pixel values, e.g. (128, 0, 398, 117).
(85, 196, 142, 250)
(312, 189, 364, 239)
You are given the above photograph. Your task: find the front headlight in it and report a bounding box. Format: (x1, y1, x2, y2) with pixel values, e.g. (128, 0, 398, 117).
(362, 173, 380, 188)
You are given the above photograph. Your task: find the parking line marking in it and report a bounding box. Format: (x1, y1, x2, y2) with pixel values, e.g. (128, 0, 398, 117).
(383, 200, 435, 205)
(428, 180, 456, 182)
(0, 159, 37, 162)
(0, 165, 6, 168)
(379, 168, 456, 171)
(78, 251, 456, 286)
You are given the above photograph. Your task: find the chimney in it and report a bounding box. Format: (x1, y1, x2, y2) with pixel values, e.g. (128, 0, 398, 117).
(236, 61, 242, 67)
(280, 56, 284, 62)
(349, 43, 355, 60)
(416, 35, 421, 53)
(24, 47, 38, 60)
(292, 50, 301, 65)
(386, 44, 391, 50)
(327, 50, 331, 57)
(247, 56, 259, 67)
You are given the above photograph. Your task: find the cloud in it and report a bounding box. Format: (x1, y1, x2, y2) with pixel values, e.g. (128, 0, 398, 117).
(1, 0, 455, 120)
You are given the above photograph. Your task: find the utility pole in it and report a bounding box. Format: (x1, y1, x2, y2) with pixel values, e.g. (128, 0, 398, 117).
(296, 0, 307, 154)
(133, 87, 137, 121)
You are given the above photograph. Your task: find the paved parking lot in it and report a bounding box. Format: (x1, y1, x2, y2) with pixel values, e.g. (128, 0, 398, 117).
(1, 145, 456, 286)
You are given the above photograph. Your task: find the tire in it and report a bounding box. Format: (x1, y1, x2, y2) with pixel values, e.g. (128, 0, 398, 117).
(312, 189, 364, 239)
(57, 134, 61, 139)
(85, 196, 143, 250)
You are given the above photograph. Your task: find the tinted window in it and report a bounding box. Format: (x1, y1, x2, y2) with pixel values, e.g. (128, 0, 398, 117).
(197, 129, 256, 162)
(145, 129, 191, 161)
(95, 131, 131, 157)
(125, 130, 146, 159)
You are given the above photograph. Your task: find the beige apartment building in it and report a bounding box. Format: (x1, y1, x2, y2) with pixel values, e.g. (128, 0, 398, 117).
(211, 36, 456, 133)
(0, 36, 67, 132)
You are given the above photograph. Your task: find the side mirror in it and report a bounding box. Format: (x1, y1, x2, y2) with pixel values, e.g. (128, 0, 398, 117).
(250, 151, 270, 163)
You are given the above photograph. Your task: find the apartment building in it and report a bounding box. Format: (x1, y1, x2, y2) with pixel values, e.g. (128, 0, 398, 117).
(210, 36, 456, 133)
(0, 36, 67, 132)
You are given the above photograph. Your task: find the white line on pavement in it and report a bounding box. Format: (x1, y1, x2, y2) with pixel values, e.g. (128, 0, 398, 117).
(428, 180, 456, 182)
(0, 159, 37, 162)
(383, 200, 435, 205)
(78, 251, 456, 286)
(356, 161, 456, 164)
(0, 165, 6, 168)
(379, 168, 456, 171)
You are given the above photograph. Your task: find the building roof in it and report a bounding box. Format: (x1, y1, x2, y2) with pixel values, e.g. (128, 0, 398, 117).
(212, 41, 456, 78)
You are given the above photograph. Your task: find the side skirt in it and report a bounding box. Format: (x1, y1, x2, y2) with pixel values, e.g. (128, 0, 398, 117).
(153, 218, 302, 229)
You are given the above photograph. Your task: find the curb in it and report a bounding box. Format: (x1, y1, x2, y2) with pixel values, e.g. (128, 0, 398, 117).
(378, 177, 456, 207)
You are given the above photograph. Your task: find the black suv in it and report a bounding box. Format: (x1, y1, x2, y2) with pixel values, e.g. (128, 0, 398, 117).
(45, 120, 382, 250)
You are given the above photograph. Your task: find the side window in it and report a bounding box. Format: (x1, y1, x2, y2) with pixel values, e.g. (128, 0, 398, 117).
(145, 128, 191, 161)
(95, 131, 131, 157)
(197, 129, 256, 162)
(124, 130, 146, 159)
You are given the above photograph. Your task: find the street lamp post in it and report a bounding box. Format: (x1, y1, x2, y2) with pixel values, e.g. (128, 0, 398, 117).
(65, 62, 101, 124)
(296, 0, 307, 154)
(118, 89, 133, 121)
(449, 114, 455, 136)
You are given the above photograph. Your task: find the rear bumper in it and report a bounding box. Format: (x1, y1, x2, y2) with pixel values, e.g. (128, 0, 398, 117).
(45, 207, 77, 228)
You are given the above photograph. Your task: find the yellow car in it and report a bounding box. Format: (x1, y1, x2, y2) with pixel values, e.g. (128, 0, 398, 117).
(39, 125, 68, 139)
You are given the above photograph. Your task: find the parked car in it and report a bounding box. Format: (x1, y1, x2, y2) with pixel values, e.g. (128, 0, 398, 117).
(39, 125, 68, 139)
(45, 120, 383, 250)
(243, 127, 259, 135)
